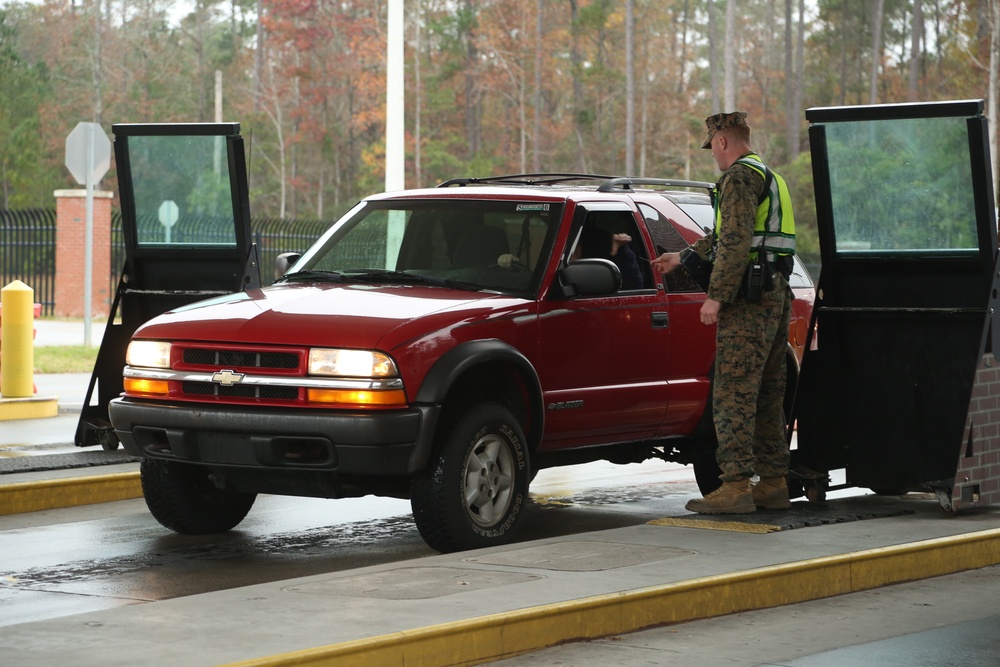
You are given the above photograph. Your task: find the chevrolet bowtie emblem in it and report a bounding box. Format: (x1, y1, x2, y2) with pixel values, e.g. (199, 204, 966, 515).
(211, 370, 245, 386)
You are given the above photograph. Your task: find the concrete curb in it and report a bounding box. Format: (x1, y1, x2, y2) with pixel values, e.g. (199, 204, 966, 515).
(221, 528, 1000, 667)
(0, 395, 59, 421)
(0, 471, 141, 515)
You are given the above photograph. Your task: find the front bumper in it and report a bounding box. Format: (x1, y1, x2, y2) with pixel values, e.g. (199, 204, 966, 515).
(108, 397, 440, 476)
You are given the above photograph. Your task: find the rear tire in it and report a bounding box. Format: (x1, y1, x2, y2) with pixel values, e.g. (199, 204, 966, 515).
(141, 459, 256, 534)
(411, 402, 530, 553)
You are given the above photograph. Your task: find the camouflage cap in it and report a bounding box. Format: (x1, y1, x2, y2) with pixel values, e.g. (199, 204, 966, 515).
(700, 111, 748, 149)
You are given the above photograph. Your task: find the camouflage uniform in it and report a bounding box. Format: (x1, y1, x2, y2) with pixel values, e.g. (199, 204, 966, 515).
(690, 121, 793, 483)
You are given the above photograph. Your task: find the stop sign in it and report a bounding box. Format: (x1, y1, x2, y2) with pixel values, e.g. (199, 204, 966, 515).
(65, 122, 111, 185)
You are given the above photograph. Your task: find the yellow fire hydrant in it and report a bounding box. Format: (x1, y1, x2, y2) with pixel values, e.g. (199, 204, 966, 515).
(1, 280, 34, 398)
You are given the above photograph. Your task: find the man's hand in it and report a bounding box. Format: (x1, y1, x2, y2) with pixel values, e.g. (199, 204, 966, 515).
(700, 298, 721, 325)
(497, 253, 516, 268)
(610, 233, 632, 256)
(651, 252, 681, 274)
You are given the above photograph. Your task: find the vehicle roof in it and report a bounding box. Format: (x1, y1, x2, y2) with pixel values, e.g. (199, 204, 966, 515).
(365, 173, 714, 204)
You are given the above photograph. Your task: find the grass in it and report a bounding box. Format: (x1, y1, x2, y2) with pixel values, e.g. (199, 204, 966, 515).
(32, 345, 101, 374)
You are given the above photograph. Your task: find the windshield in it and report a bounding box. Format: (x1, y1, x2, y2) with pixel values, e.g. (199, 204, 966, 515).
(673, 197, 714, 233)
(288, 200, 563, 295)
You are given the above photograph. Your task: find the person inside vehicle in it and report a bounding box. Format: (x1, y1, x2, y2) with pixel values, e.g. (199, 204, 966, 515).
(572, 224, 644, 290)
(498, 222, 644, 290)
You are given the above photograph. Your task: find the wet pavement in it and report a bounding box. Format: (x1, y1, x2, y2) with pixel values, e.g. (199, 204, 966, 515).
(1, 320, 1000, 666)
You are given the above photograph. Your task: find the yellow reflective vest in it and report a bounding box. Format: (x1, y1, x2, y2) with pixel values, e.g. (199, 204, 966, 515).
(714, 152, 796, 258)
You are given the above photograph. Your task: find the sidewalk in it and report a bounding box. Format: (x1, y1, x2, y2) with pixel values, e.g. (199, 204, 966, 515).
(32, 317, 108, 348)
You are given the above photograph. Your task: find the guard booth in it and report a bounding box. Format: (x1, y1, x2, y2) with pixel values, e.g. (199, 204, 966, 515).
(76, 123, 260, 449)
(793, 99, 1000, 512)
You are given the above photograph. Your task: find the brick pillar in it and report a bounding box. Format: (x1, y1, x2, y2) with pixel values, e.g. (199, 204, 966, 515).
(54, 189, 114, 318)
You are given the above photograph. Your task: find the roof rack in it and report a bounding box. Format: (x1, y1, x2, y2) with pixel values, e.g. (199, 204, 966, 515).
(437, 173, 615, 187)
(436, 173, 715, 193)
(597, 177, 715, 193)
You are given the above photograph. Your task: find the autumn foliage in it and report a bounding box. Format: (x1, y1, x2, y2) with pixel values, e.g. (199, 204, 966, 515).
(0, 0, 996, 251)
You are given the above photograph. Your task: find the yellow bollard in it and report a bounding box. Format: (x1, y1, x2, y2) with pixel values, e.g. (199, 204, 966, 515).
(1, 280, 35, 398)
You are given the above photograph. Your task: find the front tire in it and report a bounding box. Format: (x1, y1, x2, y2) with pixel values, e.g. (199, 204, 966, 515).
(411, 402, 530, 553)
(141, 459, 256, 534)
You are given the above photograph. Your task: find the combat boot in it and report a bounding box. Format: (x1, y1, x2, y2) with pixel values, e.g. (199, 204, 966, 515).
(753, 476, 791, 510)
(685, 478, 755, 514)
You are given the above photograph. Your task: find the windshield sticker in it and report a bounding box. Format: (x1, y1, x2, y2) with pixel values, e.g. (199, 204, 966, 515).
(516, 203, 550, 212)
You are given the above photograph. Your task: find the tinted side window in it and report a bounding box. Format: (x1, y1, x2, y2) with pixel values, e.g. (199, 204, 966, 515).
(572, 210, 653, 291)
(639, 203, 703, 293)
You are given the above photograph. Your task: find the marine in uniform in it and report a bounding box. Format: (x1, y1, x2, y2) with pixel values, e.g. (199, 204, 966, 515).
(653, 111, 797, 514)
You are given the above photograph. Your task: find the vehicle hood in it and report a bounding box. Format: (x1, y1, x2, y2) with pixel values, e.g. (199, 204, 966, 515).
(133, 283, 525, 351)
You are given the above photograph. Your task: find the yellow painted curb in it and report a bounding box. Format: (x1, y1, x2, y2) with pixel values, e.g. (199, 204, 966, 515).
(224, 528, 1000, 667)
(0, 396, 59, 421)
(0, 471, 142, 515)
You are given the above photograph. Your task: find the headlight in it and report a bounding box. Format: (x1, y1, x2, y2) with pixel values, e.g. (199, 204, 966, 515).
(126, 341, 172, 369)
(308, 349, 398, 378)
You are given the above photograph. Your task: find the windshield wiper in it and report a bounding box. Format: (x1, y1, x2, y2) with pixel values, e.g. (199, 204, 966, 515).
(274, 269, 355, 284)
(345, 269, 487, 292)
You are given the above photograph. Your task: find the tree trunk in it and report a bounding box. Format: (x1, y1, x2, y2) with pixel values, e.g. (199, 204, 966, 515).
(519, 76, 527, 173)
(676, 0, 690, 96)
(463, 0, 480, 159)
(415, 2, 423, 187)
(254, 0, 264, 111)
(625, 0, 634, 175)
(792, 0, 805, 159)
(838, 0, 849, 105)
(533, 0, 542, 173)
(707, 0, 719, 113)
(92, 0, 102, 124)
(569, 0, 586, 171)
(724, 0, 736, 111)
(869, 0, 884, 105)
(908, 0, 924, 101)
(640, 24, 649, 177)
(785, 0, 794, 162)
(990, 0, 999, 205)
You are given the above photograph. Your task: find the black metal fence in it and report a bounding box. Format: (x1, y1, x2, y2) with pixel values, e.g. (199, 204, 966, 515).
(2, 209, 334, 317)
(0, 209, 57, 316)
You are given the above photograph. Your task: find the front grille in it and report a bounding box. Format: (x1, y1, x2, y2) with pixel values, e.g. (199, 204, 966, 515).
(183, 348, 299, 370)
(182, 382, 300, 400)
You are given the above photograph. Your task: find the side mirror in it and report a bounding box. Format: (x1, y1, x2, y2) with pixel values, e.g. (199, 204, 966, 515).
(556, 258, 622, 298)
(274, 252, 302, 279)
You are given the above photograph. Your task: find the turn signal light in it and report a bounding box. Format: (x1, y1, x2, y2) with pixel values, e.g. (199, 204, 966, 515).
(306, 388, 407, 407)
(124, 377, 170, 396)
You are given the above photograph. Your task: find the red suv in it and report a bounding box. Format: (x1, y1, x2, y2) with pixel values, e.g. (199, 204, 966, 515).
(107, 130, 813, 553)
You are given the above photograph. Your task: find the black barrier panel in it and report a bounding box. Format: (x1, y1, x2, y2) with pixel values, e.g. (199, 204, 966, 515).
(76, 123, 260, 449)
(794, 100, 1000, 510)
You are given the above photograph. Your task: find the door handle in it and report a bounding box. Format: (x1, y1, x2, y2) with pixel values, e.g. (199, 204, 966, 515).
(651, 312, 669, 328)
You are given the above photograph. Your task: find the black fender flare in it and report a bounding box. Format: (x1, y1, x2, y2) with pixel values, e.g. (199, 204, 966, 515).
(414, 339, 545, 450)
